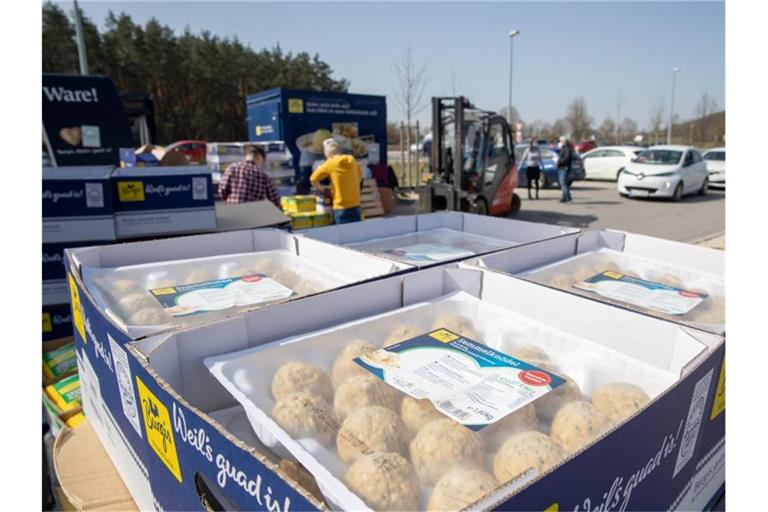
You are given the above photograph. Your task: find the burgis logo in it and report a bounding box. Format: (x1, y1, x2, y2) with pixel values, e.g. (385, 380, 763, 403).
(43, 86, 99, 103)
(42, 189, 85, 203)
(145, 183, 192, 197)
(136, 377, 182, 483)
(85, 316, 113, 373)
(52, 314, 72, 325)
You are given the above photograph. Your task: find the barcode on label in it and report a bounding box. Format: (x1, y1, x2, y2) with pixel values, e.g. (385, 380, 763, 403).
(439, 400, 470, 421)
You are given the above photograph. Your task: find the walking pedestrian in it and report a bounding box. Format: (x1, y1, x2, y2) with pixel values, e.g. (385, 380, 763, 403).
(557, 135, 574, 203)
(525, 140, 542, 199)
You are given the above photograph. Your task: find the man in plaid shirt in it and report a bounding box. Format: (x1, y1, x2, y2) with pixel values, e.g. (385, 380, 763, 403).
(218, 145, 280, 207)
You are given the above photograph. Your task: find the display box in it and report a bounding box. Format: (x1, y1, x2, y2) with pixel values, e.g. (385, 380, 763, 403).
(68, 264, 724, 511)
(43, 302, 73, 342)
(299, 211, 580, 268)
(111, 165, 216, 239)
(42, 166, 116, 243)
(462, 229, 725, 335)
(44, 240, 111, 306)
(65, 228, 411, 341)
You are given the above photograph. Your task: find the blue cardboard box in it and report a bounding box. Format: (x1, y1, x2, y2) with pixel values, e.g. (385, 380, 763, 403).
(111, 166, 216, 239)
(64, 256, 725, 511)
(43, 240, 112, 305)
(43, 302, 73, 342)
(42, 166, 116, 243)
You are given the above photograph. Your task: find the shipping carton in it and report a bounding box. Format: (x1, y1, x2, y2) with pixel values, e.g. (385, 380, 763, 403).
(43, 303, 73, 342)
(67, 263, 724, 511)
(66, 228, 410, 341)
(299, 211, 580, 268)
(42, 166, 116, 243)
(462, 229, 725, 335)
(111, 166, 216, 238)
(44, 240, 111, 305)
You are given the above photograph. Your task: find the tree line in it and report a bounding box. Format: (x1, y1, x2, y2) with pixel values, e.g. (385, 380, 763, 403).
(42, 2, 348, 144)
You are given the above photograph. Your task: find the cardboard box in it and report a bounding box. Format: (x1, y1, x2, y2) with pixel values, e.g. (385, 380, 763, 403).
(111, 165, 216, 239)
(299, 211, 580, 268)
(67, 264, 724, 511)
(43, 303, 73, 342)
(43, 337, 84, 437)
(53, 421, 138, 511)
(289, 211, 333, 230)
(42, 166, 116, 243)
(44, 240, 111, 305)
(462, 229, 725, 335)
(66, 228, 410, 341)
(281, 195, 318, 213)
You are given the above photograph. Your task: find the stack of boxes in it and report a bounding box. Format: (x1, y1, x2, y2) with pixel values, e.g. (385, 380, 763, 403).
(281, 194, 333, 230)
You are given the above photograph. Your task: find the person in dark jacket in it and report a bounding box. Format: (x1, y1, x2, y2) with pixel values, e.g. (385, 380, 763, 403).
(557, 136, 574, 203)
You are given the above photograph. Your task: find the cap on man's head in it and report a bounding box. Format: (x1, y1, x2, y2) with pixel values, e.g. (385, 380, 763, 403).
(323, 138, 340, 153)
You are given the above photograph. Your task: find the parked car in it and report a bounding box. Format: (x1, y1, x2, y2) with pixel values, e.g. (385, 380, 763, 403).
(166, 140, 207, 164)
(517, 144, 585, 189)
(702, 147, 725, 188)
(617, 145, 708, 201)
(581, 146, 644, 181)
(574, 139, 598, 154)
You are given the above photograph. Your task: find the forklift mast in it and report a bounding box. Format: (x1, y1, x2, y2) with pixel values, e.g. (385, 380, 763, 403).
(430, 96, 473, 211)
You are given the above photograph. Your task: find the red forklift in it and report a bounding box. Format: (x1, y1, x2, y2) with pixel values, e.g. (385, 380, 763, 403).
(428, 96, 521, 215)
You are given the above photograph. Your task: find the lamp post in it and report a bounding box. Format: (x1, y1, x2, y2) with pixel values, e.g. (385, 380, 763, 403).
(508, 30, 520, 126)
(667, 67, 680, 144)
(73, 0, 89, 75)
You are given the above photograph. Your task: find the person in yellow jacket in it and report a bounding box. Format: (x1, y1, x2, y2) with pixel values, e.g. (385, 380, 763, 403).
(310, 138, 363, 224)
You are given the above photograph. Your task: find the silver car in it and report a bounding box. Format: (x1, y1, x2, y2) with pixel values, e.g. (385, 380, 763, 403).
(617, 145, 709, 201)
(703, 147, 725, 188)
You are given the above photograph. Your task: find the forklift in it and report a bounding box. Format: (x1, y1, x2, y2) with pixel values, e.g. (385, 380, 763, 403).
(428, 96, 521, 216)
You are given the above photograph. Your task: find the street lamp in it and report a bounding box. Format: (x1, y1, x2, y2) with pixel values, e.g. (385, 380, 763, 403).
(508, 29, 520, 126)
(667, 66, 681, 144)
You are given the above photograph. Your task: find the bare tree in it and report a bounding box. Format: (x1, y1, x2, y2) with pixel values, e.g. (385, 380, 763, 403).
(564, 97, 594, 141)
(649, 91, 665, 145)
(442, 65, 459, 96)
(694, 92, 719, 142)
(552, 118, 570, 139)
(620, 118, 638, 141)
(392, 47, 429, 185)
(499, 106, 522, 126)
(598, 118, 616, 142)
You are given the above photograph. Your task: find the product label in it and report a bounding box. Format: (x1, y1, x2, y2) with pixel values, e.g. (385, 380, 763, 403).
(149, 274, 294, 317)
(673, 368, 714, 477)
(384, 243, 475, 263)
(355, 329, 564, 430)
(84, 182, 105, 208)
(82, 125, 101, 147)
(42, 312, 53, 333)
(573, 271, 708, 315)
(192, 176, 208, 200)
(136, 376, 182, 483)
(67, 273, 85, 342)
(117, 181, 146, 202)
(109, 335, 143, 438)
(710, 358, 725, 420)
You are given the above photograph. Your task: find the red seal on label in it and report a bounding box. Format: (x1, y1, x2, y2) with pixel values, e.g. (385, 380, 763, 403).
(241, 275, 263, 283)
(679, 290, 700, 298)
(519, 370, 551, 386)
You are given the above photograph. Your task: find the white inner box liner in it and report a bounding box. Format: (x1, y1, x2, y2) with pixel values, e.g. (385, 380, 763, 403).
(521, 248, 725, 330)
(205, 290, 700, 511)
(83, 250, 351, 336)
(346, 227, 515, 263)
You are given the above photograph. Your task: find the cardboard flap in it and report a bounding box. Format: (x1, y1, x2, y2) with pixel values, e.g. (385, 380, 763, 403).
(465, 235, 579, 275)
(215, 201, 290, 231)
(42, 165, 114, 180)
(575, 230, 627, 253)
(615, 230, 725, 275)
(462, 214, 577, 243)
(295, 236, 400, 278)
(416, 211, 463, 231)
(53, 422, 137, 511)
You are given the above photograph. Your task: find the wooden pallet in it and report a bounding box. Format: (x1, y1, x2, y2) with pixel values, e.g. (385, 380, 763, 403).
(361, 179, 385, 218)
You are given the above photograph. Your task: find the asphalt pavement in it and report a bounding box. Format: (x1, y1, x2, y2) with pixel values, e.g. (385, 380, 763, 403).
(511, 180, 725, 243)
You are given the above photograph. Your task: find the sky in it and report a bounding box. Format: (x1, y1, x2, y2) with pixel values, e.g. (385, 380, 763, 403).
(67, 1, 725, 129)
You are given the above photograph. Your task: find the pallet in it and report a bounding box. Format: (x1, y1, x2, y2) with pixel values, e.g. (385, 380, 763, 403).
(361, 179, 385, 218)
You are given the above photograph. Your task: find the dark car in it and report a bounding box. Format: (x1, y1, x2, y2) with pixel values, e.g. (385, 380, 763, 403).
(517, 145, 585, 188)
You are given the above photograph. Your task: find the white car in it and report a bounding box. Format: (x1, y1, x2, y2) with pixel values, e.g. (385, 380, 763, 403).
(581, 146, 644, 181)
(617, 145, 709, 201)
(703, 147, 725, 188)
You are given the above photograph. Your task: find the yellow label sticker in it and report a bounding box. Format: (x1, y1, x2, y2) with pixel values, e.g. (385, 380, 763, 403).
(118, 181, 146, 202)
(604, 271, 623, 279)
(255, 126, 262, 136)
(68, 273, 85, 342)
(430, 329, 459, 343)
(288, 98, 304, 114)
(710, 357, 725, 420)
(544, 503, 559, 512)
(136, 377, 182, 483)
(42, 313, 52, 333)
(151, 287, 176, 296)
